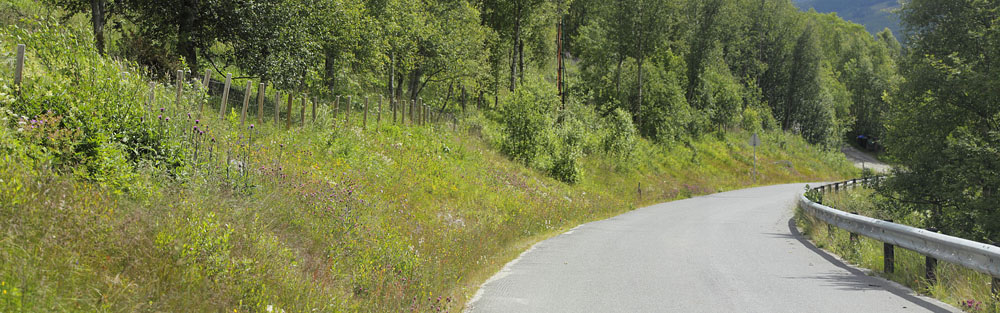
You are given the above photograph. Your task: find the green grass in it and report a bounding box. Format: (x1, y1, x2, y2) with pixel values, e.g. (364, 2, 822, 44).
(797, 188, 997, 312)
(1, 4, 857, 312)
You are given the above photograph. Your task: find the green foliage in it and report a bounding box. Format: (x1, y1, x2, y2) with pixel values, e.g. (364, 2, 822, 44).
(499, 76, 557, 166)
(550, 113, 584, 183)
(885, 0, 1000, 242)
(603, 108, 637, 162)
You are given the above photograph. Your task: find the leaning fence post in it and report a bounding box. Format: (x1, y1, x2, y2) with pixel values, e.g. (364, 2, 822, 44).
(14, 44, 25, 93)
(334, 95, 340, 120)
(363, 96, 369, 130)
(273, 92, 281, 124)
(200, 70, 212, 114)
(300, 96, 306, 127)
(147, 82, 156, 109)
(286, 93, 293, 129)
(240, 81, 252, 127)
(176, 70, 184, 106)
(884, 219, 895, 274)
(257, 83, 265, 125)
(219, 73, 232, 118)
(345, 95, 352, 125)
(925, 227, 938, 284)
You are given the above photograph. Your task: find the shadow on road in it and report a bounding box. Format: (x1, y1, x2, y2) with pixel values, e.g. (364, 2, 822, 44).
(784, 218, 955, 313)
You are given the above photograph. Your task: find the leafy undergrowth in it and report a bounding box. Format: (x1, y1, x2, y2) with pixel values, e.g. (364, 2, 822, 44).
(0, 9, 856, 313)
(796, 188, 996, 313)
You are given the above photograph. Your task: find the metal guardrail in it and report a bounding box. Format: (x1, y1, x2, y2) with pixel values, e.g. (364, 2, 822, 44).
(799, 178, 1000, 286)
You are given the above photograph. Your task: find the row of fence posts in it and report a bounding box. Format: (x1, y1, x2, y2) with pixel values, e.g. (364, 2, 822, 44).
(10, 44, 455, 132)
(817, 179, 1000, 300)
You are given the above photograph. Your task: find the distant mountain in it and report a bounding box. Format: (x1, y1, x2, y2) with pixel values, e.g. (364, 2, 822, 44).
(793, 0, 901, 38)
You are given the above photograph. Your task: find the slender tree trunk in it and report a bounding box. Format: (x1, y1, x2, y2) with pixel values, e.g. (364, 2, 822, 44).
(177, 0, 199, 74)
(389, 51, 395, 100)
(636, 39, 644, 130)
(518, 39, 525, 83)
(324, 47, 337, 91)
(90, 0, 106, 55)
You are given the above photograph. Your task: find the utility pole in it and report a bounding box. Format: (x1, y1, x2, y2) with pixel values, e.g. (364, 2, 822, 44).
(557, 1, 566, 109)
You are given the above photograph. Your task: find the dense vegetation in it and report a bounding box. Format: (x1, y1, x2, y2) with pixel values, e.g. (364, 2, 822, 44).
(875, 0, 1000, 244)
(0, 0, 913, 311)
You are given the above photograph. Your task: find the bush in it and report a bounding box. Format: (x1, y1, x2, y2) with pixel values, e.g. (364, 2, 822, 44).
(550, 113, 584, 183)
(499, 77, 557, 165)
(603, 108, 637, 162)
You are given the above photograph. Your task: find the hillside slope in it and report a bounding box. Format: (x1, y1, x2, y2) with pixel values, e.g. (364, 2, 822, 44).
(0, 8, 857, 313)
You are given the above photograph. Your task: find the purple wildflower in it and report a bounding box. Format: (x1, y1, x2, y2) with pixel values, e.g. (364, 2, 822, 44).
(195, 119, 200, 124)
(158, 115, 162, 120)
(160, 108, 165, 112)
(250, 124, 254, 129)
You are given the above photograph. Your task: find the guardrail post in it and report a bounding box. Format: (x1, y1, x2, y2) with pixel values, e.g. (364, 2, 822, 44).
(925, 227, 938, 284)
(884, 219, 895, 274)
(849, 212, 859, 242)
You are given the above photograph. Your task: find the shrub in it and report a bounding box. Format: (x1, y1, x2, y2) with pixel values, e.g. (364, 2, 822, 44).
(499, 77, 557, 165)
(603, 108, 637, 162)
(551, 113, 584, 183)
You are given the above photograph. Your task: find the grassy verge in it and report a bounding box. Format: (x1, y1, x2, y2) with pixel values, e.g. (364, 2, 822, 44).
(1, 6, 857, 312)
(796, 188, 996, 312)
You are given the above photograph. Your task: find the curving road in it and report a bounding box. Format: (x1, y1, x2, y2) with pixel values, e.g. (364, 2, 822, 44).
(465, 183, 959, 313)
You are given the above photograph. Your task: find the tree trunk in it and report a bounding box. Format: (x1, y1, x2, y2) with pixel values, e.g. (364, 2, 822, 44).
(324, 47, 337, 92)
(177, 0, 199, 74)
(518, 38, 525, 83)
(636, 39, 644, 130)
(389, 51, 395, 100)
(90, 0, 106, 55)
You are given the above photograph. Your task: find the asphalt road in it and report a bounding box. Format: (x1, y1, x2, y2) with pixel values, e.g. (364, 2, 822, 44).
(841, 145, 891, 173)
(465, 183, 959, 313)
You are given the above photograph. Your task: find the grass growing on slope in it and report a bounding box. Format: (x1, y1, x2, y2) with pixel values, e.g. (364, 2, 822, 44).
(796, 188, 995, 312)
(1, 9, 857, 313)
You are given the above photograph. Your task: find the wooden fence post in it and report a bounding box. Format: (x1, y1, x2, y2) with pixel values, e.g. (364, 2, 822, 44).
(202, 69, 212, 90)
(311, 97, 316, 124)
(286, 93, 293, 129)
(300, 96, 306, 127)
(273, 92, 281, 124)
(392, 98, 397, 124)
(410, 99, 415, 124)
(377, 95, 382, 128)
(257, 83, 266, 125)
(175, 70, 184, 106)
(200, 70, 212, 114)
(363, 96, 369, 130)
(147, 82, 156, 110)
(240, 81, 252, 127)
(334, 95, 340, 120)
(14, 44, 24, 93)
(219, 73, 232, 118)
(345, 95, 352, 126)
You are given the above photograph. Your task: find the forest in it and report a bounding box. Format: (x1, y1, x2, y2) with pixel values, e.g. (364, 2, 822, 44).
(45, 0, 899, 149)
